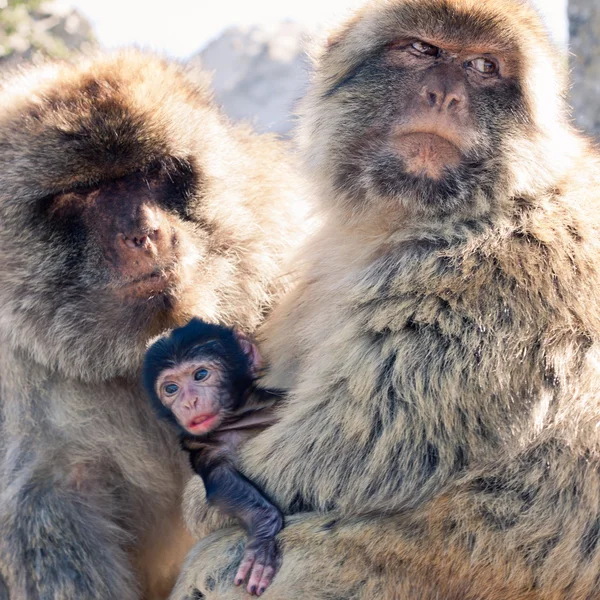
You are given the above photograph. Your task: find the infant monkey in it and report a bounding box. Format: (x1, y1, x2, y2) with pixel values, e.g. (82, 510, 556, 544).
(143, 318, 284, 596)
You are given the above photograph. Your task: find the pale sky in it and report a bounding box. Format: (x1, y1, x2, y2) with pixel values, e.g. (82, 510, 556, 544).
(71, 0, 568, 59)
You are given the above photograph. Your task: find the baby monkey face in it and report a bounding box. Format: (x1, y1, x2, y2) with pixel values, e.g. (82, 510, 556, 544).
(156, 359, 230, 435)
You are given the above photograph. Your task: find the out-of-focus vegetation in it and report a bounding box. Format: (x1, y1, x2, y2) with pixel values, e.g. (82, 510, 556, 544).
(0, 0, 94, 66)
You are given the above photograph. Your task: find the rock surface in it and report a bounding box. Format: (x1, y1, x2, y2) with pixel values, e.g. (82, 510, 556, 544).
(569, 0, 600, 139)
(191, 22, 314, 138)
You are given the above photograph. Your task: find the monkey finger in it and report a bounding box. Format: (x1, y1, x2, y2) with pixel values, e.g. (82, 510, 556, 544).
(256, 565, 276, 596)
(234, 550, 256, 586)
(247, 561, 265, 595)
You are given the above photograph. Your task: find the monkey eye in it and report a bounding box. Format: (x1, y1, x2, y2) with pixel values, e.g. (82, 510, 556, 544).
(194, 368, 209, 382)
(164, 383, 179, 395)
(466, 57, 499, 76)
(410, 41, 440, 57)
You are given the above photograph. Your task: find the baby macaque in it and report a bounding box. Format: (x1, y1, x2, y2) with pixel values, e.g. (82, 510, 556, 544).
(143, 318, 284, 596)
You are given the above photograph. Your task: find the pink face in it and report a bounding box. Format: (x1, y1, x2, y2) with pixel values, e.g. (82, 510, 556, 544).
(156, 360, 226, 435)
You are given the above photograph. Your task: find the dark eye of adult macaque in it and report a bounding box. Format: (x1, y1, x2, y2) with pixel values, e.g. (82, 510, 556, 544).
(410, 40, 440, 56)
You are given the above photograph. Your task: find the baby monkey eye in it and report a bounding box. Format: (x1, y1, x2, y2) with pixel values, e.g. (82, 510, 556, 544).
(164, 383, 179, 395)
(467, 57, 499, 76)
(411, 41, 440, 57)
(194, 368, 209, 381)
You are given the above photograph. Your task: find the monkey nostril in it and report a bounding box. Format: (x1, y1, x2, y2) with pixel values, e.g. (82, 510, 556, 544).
(428, 92, 438, 107)
(120, 234, 150, 250)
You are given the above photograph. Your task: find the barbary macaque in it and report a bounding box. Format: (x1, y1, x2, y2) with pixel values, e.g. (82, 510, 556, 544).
(170, 0, 600, 599)
(143, 319, 284, 596)
(0, 50, 310, 600)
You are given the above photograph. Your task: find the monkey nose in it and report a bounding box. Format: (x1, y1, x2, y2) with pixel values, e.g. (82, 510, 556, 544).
(184, 395, 199, 409)
(420, 84, 464, 111)
(118, 230, 159, 253)
(112, 204, 176, 283)
(117, 205, 166, 253)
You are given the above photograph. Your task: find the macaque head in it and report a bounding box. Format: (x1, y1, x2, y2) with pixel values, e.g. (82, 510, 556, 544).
(143, 318, 261, 436)
(300, 0, 571, 221)
(0, 51, 305, 383)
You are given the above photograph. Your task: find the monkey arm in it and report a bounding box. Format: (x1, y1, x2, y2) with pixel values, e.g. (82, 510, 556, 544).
(199, 461, 283, 542)
(188, 452, 283, 596)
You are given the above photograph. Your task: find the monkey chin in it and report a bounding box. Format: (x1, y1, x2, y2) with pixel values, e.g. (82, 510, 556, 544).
(393, 133, 462, 180)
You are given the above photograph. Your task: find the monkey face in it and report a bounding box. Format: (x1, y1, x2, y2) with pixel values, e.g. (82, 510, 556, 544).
(143, 319, 262, 434)
(45, 164, 194, 303)
(346, 43, 522, 214)
(0, 155, 209, 379)
(301, 0, 564, 219)
(156, 360, 229, 436)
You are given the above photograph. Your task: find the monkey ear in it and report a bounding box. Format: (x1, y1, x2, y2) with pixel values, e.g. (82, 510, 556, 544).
(233, 329, 263, 375)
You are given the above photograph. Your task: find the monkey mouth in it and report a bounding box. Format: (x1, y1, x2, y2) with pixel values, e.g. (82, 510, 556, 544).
(391, 132, 462, 180)
(114, 268, 177, 299)
(187, 413, 221, 433)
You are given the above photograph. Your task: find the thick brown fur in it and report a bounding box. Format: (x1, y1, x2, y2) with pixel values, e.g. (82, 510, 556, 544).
(171, 1, 600, 599)
(0, 50, 310, 600)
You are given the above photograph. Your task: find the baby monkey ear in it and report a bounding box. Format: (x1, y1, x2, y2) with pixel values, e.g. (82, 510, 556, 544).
(233, 329, 263, 376)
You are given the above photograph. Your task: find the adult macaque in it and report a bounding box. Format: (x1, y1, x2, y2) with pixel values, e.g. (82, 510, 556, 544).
(143, 319, 284, 596)
(0, 51, 309, 600)
(172, 0, 600, 598)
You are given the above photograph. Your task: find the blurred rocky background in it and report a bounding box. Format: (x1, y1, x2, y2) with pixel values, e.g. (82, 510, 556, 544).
(0, 0, 598, 139)
(569, 0, 600, 137)
(189, 22, 311, 137)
